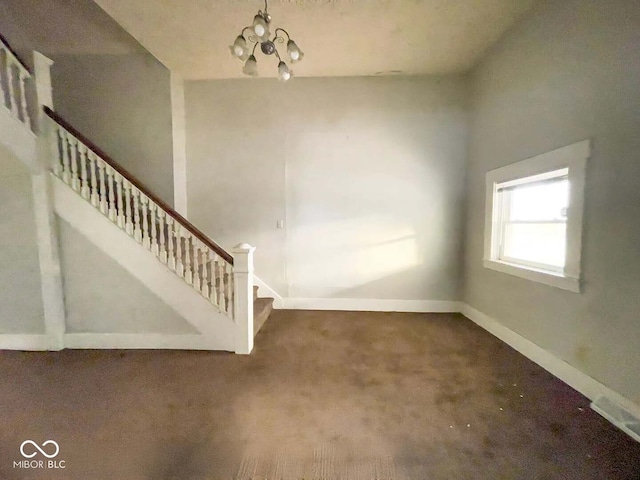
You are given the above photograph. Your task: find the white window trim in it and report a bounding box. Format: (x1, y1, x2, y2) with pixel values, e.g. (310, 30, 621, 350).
(483, 140, 590, 293)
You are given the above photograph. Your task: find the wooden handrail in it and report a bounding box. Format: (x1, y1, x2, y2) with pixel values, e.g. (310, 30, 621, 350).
(0, 32, 31, 75)
(43, 106, 234, 265)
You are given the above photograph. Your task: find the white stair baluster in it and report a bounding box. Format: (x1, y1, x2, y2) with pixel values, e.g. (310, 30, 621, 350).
(50, 125, 62, 177)
(217, 260, 226, 311)
(60, 130, 71, 185)
(124, 180, 133, 235)
(68, 137, 79, 192)
(184, 233, 193, 285)
(201, 246, 210, 299)
(98, 161, 108, 214)
(132, 188, 142, 242)
(166, 217, 175, 270)
(192, 239, 201, 291)
(225, 262, 233, 314)
(18, 72, 30, 128)
(149, 202, 158, 255)
(78, 144, 90, 199)
(209, 253, 219, 306)
(158, 211, 167, 263)
(6, 62, 17, 116)
(141, 195, 150, 249)
(88, 152, 99, 207)
(0, 46, 7, 106)
(106, 167, 116, 221)
(175, 224, 184, 277)
(115, 174, 125, 228)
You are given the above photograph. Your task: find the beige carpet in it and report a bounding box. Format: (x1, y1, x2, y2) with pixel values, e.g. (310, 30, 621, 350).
(0, 310, 638, 479)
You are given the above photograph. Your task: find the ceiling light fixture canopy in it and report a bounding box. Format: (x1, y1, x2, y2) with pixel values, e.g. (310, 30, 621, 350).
(229, 0, 304, 81)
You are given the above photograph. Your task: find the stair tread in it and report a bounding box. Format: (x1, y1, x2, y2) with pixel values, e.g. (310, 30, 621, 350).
(253, 297, 274, 337)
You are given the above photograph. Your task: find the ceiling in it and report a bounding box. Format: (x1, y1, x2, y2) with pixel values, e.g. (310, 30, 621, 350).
(0, 0, 146, 59)
(93, 0, 536, 80)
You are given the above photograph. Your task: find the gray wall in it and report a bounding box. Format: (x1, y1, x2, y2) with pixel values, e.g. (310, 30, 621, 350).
(186, 76, 468, 300)
(0, 146, 44, 333)
(57, 219, 197, 334)
(464, 0, 640, 402)
(51, 53, 174, 205)
(0, 0, 174, 205)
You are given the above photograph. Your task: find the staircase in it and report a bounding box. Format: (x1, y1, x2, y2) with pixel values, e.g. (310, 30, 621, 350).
(254, 286, 274, 336)
(0, 34, 273, 353)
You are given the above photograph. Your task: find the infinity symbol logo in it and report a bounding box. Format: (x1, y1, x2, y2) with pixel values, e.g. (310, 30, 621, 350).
(20, 440, 60, 459)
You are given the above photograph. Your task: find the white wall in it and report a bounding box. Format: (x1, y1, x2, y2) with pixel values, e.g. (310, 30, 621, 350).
(464, 0, 640, 403)
(186, 76, 468, 301)
(0, 146, 44, 333)
(57, 219, 197, 334)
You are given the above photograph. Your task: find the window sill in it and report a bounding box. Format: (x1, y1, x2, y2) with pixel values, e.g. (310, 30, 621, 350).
(483, 259, 581, 293)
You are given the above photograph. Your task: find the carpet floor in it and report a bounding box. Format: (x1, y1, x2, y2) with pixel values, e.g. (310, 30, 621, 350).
(0, 310, 638, 479)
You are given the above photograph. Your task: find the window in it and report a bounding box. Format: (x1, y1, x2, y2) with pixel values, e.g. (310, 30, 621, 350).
(496, 169, 569, 272)
(484, 140, 590, 292)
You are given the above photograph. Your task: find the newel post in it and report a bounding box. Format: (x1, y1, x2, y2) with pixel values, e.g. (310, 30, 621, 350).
(33, 52, 54, 114)
(33, 51, 55, 165)
(32, 51, 66, 350)
(232, 243, 255, 355)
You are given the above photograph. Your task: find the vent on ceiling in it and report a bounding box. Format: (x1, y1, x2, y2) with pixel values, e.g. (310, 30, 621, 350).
(373, 70, 404, 76)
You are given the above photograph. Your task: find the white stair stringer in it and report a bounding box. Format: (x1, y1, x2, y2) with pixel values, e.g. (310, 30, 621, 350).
(52, 174, 235, 351)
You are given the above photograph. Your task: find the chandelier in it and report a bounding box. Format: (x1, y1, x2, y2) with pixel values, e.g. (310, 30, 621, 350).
(229, 0, 304, 81)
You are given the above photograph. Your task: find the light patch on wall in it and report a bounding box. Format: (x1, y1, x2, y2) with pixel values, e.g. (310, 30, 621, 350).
(186, 76, 467, 300)
(287, 215, 418, 292)
(285, 126, 456, 298)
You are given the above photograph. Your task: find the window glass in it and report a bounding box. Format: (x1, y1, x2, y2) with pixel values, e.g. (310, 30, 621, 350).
(498, 175, 569, 270)
(508, 180, 569, 221)
(502, 223, 566, 268)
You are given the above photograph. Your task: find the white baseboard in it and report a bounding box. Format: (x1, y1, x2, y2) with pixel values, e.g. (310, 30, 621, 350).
(0, 334, 55, 351)
(461, 304, 640, 424)
(283, 297, 462, 313)
(0, 333, 233, 352)
(63, 333, 232, 351)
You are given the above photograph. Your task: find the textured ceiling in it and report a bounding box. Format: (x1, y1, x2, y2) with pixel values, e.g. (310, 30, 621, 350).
(93, 0, 536, 79)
